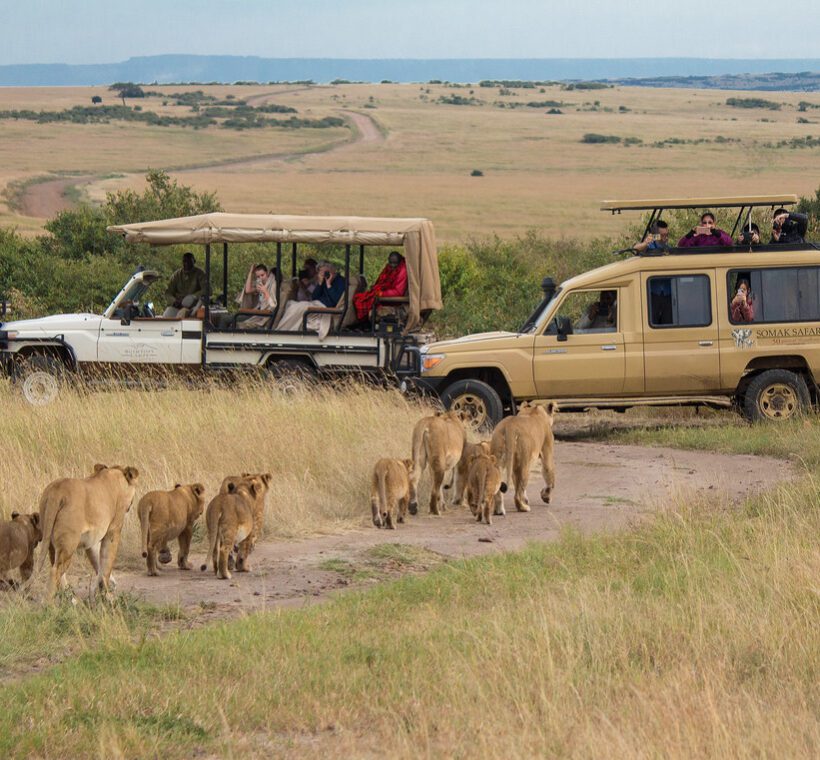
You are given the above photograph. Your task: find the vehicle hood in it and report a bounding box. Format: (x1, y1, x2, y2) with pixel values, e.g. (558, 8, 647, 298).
(1, 313, 101, 333)
(424, 331, 525, 353)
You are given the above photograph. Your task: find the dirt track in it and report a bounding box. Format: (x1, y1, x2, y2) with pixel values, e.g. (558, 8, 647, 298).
(16, 110, 384, 218)
(112, 441, 794, 619)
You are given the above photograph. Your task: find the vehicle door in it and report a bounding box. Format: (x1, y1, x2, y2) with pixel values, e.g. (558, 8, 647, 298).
(641, 270, 721, 393)
(97, 317, 183, 364)
(532, 288, 626, 397)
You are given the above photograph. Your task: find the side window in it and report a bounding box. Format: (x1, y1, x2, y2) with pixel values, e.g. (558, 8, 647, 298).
(729, 267, 820, 324)
(648, 275, 711, 328)
(546, 289, 618, 334)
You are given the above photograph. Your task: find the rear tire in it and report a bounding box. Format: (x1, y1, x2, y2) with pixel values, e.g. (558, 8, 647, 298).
(440, 379, 504, 431)
(742, 369, 810, 422)
(265, 358, 316, 387)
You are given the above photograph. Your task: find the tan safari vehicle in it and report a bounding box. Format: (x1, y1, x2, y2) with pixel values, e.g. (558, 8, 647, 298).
(411, 195, 819, 427)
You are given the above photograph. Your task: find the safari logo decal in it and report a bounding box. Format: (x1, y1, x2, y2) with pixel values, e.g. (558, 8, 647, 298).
(732, 328, 754, 349)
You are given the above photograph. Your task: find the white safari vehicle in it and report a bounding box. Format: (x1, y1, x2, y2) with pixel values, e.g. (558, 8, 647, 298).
(0, 213, 442, 402)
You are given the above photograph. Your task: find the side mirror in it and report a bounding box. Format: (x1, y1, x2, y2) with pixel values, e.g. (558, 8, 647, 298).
(555, 316, 572, 342)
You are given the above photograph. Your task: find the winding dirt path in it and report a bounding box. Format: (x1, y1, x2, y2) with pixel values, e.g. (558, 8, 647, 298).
(16, 110, 385, 218)
(111, 442, 795, 619)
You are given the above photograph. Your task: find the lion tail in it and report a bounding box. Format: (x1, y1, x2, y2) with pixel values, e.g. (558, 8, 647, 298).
(37, 487, 65, 573)
(499, 426, 518, 492)
(138, 496, 152, 559)
(377, 467, 389, 522)
(411, 425, 429, 486)
(201, 502, 220, 573)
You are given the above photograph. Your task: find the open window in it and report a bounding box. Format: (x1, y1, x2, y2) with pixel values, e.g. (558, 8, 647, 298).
(546, 289, 618, 336)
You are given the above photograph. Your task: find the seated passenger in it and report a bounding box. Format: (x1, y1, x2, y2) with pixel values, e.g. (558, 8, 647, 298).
(350, 251, 408, 329)
(213, 263, 277, 329)
(634, 220, 670, 252)
(296, 258, 319, 301)
(163, 252, 207, 317)
(736, 223, 761, 246)
(678, 212, 733, 248)
(576, 290, 617, 331)
(770, 208, 808, 245)
(730, 279, 755, 323)
(276, 261, 346, 340)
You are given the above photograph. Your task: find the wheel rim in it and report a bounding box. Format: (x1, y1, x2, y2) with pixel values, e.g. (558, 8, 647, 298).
(450, 392, 488, 429)
(22, 371, 59, 406)
(758, 382, 799, 420)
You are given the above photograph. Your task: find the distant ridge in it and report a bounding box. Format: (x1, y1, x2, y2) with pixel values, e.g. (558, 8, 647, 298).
(1, 55, 819, 88)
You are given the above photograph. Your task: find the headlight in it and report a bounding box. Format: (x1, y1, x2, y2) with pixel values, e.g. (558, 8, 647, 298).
(421, 353, 446, 372)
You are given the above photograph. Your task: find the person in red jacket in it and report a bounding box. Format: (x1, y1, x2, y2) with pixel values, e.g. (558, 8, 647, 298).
(352, 251, 408, 323)
(678, 212, 734, 247)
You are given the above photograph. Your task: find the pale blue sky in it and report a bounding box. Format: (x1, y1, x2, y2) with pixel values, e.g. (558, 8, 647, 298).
(3, 0, 819, 65)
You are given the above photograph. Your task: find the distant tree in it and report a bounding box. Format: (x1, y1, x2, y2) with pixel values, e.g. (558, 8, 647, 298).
(470, 169, 484, 177)
(91, 95, 102, 105)
(109, 82, 145, 106)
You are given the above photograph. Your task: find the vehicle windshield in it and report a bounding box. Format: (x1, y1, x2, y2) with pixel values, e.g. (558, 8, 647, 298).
(520, 286, 561, 334)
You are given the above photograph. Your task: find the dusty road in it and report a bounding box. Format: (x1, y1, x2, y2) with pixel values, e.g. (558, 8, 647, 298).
(113, 441, 794, 619)
(17, 110, 384, 218)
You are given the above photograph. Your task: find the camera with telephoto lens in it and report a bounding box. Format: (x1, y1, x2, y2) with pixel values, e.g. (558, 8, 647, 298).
(741, 229, 756, 245)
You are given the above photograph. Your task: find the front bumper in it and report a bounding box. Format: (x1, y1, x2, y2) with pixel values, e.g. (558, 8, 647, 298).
(401, 374, 447, 398)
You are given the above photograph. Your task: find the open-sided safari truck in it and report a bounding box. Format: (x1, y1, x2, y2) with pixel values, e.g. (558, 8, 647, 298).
(0, 213, 441, 401)
(411, 194, 820, 426)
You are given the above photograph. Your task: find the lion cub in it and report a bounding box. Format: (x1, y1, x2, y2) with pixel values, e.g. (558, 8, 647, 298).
(138, 483, 206, 576)
(218, 472, 272, 572)
(201, 480, 260, 580)
(465, 452, 507, 526)
(370, 458, 414, 529)
(0, 512, 42, 587)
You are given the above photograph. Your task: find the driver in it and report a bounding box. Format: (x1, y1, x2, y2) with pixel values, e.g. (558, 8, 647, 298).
(163, 252, 207, 318)
(577, 290, 617, 331)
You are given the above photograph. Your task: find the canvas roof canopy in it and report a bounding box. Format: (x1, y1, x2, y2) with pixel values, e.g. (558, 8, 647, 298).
(108, 212, 442, 332)
(601, 194, 798, 212)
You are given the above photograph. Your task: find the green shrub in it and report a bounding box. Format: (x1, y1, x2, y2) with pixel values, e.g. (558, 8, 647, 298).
(581, 133, 621, 144)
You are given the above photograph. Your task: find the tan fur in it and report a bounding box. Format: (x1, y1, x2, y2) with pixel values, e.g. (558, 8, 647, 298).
(409, 411, 466, 516)
(370, 458, 413, 530)
(465, 452, 505, 526)
(201, 481, 258, 580)
(454, 440, 491, 508)
(0, 512, 42, 587)
(38, 464, 139, 598)
(218, 472, 272, 572)
(137, 483, 206, 576)
(490, 401, 557, 513)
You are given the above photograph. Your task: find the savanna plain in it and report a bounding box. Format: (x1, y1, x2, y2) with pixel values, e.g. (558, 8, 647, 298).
(0, 80, 818, 757)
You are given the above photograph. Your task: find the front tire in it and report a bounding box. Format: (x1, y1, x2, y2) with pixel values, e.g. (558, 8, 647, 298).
(15, 354, 67, 405)
(742, 369, 811, 422)
(440, 379, 504, 431)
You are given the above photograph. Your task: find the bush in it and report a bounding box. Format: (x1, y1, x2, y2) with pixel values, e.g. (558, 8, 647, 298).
(470, 169, 484, 177)
(726, 97, 781, 110)
(581, 133, 621, 144)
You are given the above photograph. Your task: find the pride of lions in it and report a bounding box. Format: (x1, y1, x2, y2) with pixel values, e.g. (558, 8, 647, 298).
(371, 400, 556, 530)
(0, 401, 556, 600)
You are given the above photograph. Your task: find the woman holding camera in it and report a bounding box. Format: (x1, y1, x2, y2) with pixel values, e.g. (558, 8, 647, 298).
(730, 279, 755, 323)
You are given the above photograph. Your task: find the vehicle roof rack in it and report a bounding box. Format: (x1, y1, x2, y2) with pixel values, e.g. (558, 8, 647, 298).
(600, 194, 798, 213)
(601, 194, 801, 241)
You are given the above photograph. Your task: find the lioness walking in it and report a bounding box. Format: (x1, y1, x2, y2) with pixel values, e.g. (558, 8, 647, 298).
(490, 401, 557, 513)
(38, 464, 139, 598)
(409, 411, 466, 516)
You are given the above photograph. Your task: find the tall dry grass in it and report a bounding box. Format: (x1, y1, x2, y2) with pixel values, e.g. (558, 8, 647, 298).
(0, 475, 816, 758)
(0, 376, 433, 569)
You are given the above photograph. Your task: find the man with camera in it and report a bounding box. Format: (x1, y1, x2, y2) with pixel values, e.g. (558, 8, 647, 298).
(276, 261, 346, 338)
(770, 208, 808, 245)
(635, 220, 670, 252)
(678, 212, 733, 248)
